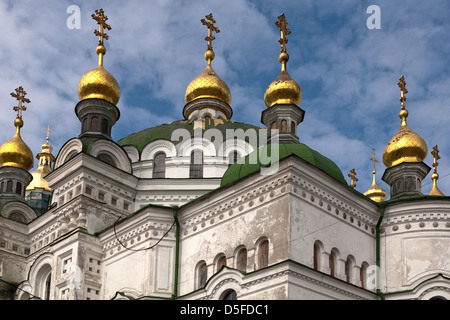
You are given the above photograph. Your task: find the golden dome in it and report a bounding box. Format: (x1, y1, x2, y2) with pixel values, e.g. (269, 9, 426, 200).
(185, 49, 231, 105)
(364, 177, 388, 202)
(0, 118, 34, 171)
(382, 76, 427, 168)
(77, 54, 121, 105)
(264, 52, 302, 108)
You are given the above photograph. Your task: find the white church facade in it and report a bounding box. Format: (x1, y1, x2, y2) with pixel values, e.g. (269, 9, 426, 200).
(0, 10, 449, 301)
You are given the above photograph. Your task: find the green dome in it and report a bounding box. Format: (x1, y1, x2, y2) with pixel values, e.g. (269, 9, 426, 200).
(221, 143, 347, 187)
(118, 119, 262, 154)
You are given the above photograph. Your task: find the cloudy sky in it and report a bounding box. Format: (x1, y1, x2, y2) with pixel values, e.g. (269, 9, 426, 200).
(0, 0, 449, 196)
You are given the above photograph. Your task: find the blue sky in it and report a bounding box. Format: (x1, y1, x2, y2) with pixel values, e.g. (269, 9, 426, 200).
(0, 0, 450, 196)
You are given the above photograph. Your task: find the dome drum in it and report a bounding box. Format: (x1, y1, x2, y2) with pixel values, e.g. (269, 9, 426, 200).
(261, 102, 305, 144)
(75, 98, 120, 139)
(183, 97, 232, 121)
(382, 161, 430, 200)
(0, 166, 33, 204)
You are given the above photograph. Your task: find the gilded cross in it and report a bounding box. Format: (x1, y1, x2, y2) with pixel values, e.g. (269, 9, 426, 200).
(92, 9, 111, 46)
(11, 86, 30, 119)
(44, 125, 53, 143)
(276, 13, 291, 53)
(431, 145, 440, 172)
(369, 148, 379, 173)
(397, 75, 408, 109)
(201, 13, 220, 51)
(348, 168, 358, 188)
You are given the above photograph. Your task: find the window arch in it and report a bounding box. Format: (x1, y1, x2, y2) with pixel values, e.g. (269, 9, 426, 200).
(221, 289, 237, 300)
(313, 241, 324, 271)
(196, 261, 208, 289)
(228, 151, 239, 165)
(360, 262, 369, 289)
(291, 121, 296, 135)
(153, 152, 166, 178)
(329, 248, 339, 278)
(281, 120, 287, 133)
(345, 255, 356, 284)
(35, 264, 52, 300)
(97, 153, 116, 167)
(257, 239, 269, 269)
(9, 211, 27, 224)
(6, 180, 13, 192)
(216, 254, 227, 272)
(16, 182, 22, 195)
(236, 247, 247, 272)
(190, 149, 203, 178)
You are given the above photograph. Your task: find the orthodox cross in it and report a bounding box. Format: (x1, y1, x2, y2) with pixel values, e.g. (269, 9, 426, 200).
(276, 13, 291, 53)
(431, 145, 440, 173)
(201, 13, 220, 51)
(44, 125, 53, 143)
(11, 86, 30, 119)
(92, 9, 111, 46)
(369, 148, 379, 174)
(348, 168, 358, 188)
(397, 75, 408, 110)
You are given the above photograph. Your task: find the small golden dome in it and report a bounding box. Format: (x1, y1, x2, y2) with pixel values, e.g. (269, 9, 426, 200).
(264, 53, 302, 107)
(77, 64, 120, 105)
(364, 179, 388, 202)
(0, 118, 34, 171)
(185, 50, 231, 105)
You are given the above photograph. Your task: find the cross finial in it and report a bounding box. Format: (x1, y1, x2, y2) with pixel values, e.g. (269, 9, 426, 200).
(348, 168, 358, 188)
(431, 145, 440, 172)
(92, 9, 111, 46)
(276, 13, 291, 53)
(369, 148, 379, 174)
(201, 13, 220, 51)
(397, 75, 408, 109)
(44, 125, 53, 143)
(11, 86, 30, 119)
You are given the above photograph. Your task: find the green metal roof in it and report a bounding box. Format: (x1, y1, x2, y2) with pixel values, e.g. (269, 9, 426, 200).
(117, 119, 262, 154)
(221, 143, 348, 187)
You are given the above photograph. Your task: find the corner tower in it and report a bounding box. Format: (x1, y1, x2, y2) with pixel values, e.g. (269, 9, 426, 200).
(76, 9, 120, 142)
(0, 87, 33, 204)
(262, 14, 304, 144)
(382, 75, 430, 200)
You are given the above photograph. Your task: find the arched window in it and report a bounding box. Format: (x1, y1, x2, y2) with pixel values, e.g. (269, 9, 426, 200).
(228, 151, 239, 165)
(197, 261, 207, 289)
(313, 241, 323, 271)
(189, 149, 203, 178)
(9, 212, 27, 224)
(360, 262, 368, 289)
(221, 289, 237, 300)
(91, 116, 99, 132)
(97, 153, 116, 167)
(102, 118, 109, 135)
(35, 264, 52, 300)
(236, 248, 247, 272)
(281, 120, 287, 133)
(16, 182, 22, 195)
(217, 255, 227, 271)
(329, 249, 339, 278)
(82, 118, 88, 133)
(0, 181, 3, 194)
(153, 152, 166, 178)
(6, 180, 13, 192)
(291, 121, 296, 135)
(258, 239, 269, 269)
(345, 256, 355, 284)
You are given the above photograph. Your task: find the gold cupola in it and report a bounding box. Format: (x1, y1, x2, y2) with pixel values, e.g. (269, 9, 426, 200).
(185, 14, 231, 105)
(77, 9, 120, 105)
(382, 75, 427, 168)
(0, 87, 33, 171)
(264, 14, 302, 108)
(26, 126, 55, 192)
(364, 149, 387, 202)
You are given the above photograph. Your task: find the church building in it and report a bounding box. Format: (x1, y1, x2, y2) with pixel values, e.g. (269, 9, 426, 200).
(0, 9, 449, 300)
